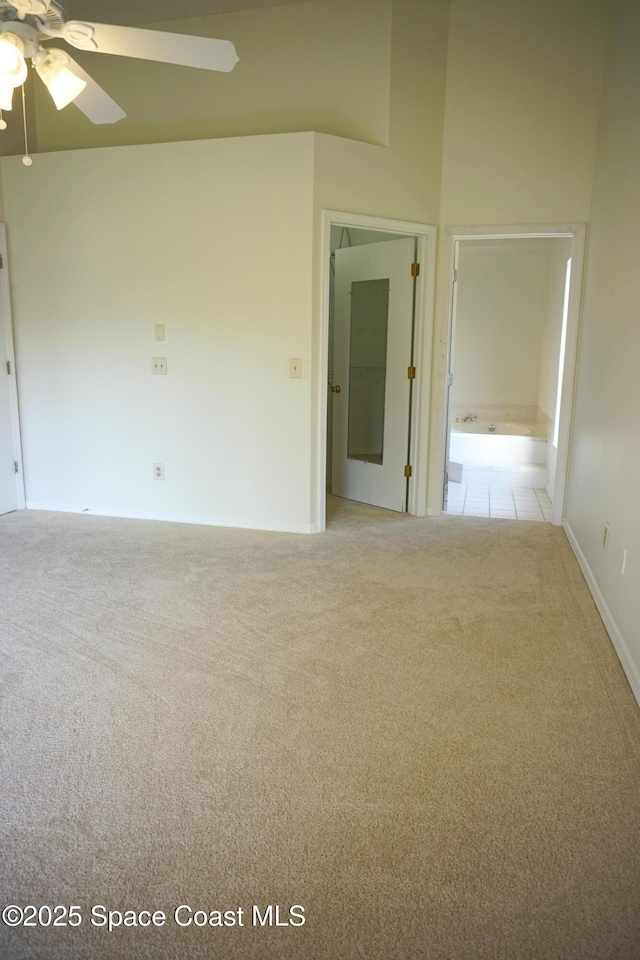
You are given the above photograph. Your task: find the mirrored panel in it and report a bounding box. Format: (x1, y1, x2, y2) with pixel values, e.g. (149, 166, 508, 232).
(347, 278, 390, 465)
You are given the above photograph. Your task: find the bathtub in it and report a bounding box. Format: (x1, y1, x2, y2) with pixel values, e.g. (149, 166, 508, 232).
(449, 420, 548, 467)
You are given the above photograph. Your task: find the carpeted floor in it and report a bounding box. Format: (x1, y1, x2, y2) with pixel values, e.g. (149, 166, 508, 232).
(1, 498, 639, 960)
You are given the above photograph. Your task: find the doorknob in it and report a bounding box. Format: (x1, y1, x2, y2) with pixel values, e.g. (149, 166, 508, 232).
(334, 385, 341, 393)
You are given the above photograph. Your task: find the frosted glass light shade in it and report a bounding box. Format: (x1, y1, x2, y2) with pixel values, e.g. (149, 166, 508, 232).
(0, 81, 14, 111)
(0, 34, 27, 88)
(34, 51, 87, 110)
(46, 67, 87, 110)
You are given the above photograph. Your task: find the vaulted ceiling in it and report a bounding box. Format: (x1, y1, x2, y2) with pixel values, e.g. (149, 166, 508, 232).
(62, 0, 313, 26)
(0, 0, 338, 157)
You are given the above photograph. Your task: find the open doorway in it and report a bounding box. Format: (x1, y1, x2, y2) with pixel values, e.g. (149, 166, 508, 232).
(439, 225, 586, 525)
(317, 211, 437, 530)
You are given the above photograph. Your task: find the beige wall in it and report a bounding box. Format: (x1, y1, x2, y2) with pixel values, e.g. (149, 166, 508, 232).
(312, 0, 448, 523)
(440, 0, 611, 225)
(3, 134, 316, 531)
(564, 0, 640, 698)
(450, 238, 572, 449)
(428, 0, 612, 516)
(313, 0, 449, 226)
(451, 240, 550, 411)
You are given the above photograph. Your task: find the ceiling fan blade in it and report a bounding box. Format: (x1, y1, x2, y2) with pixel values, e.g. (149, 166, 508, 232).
(10, 0, 50, 16)
(47, 49, 126, 124)
(54, 21, 239, 73)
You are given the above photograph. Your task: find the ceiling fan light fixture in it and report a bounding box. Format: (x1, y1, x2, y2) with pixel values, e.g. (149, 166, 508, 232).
(0, 81, 14, 112)
(0, 34, 28, 88)
(34, 50, 87, 110)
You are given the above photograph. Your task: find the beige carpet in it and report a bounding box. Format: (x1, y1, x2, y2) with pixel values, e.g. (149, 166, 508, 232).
(1, 499, 639, 960)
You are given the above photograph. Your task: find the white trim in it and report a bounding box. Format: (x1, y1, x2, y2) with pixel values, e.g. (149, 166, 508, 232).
(552, 226, 586, 525)
(316, 210, 438, 531)
(0, 223, 25, 510)
(408, 225, 438, 518)
(432, 223, 587, 525)
(25, 501, 318, 534)
(563, 520, 640, 708)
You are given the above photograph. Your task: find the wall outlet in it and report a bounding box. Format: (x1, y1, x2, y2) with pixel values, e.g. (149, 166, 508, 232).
(289, 358, 302, 379)
(152, 357, 167, 375)
(602, 522, 610, 549)
(155, 323, 165, 342)
(154, 463, 165, 481)
(621, 547, 627, 576)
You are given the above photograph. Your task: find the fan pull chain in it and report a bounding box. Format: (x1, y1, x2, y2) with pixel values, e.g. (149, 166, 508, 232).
(22, 84, 32, 167)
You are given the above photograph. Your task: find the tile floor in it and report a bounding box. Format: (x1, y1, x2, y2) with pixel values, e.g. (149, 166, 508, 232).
(444, 484, 552, 521)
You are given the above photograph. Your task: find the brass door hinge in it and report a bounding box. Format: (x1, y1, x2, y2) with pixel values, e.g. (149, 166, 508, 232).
(14, 461, 18, 474)
(407, 366, 416, 379)
(6, 360, 10, 375)
(411, 262, 420, 277)
(404, 464, 412, 478)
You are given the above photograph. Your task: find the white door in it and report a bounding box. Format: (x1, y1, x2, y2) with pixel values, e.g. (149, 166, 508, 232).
(443, 239, 460, 510)
(0, 336, 17, 517)
(332, 237, 416, 512)
(0, 245, 18, 516)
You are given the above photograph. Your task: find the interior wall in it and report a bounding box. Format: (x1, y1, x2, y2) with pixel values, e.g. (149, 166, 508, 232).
(451, 241, 550, 413)
(564, 0, 640, 701)
(2, 133, 316, 532)
(3, 0, 448, 536)
(439, 0, 612, 225)
(312, 0, 449, 524)
(428, 0, 612, 516)
(313, 0, 448, 227)
(30, 0, 393, 154)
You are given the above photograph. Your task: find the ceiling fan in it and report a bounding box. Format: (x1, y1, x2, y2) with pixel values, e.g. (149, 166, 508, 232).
(0, 0, 239, 133)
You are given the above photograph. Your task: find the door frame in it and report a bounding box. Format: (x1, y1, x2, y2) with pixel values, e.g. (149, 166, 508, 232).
(430, 222, 587, 525)
(0, 223, 25, 512)
(316, 210, 438, 531)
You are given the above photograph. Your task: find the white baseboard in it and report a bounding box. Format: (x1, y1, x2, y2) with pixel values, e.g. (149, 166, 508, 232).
(25, 502, 317, 535)
(563, 520, 640, 708)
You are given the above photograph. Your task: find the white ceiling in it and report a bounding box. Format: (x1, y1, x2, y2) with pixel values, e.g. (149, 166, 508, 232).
(61, 0, 313, 26)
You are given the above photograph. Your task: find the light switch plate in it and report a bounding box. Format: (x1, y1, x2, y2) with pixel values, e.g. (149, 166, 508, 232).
(155, 324, 165, 342)
(152, 357, 167, 375)
(289, 358, 302, 379)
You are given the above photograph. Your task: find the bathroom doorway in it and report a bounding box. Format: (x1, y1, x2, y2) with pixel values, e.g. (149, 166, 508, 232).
(439, 225, 586, 525)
